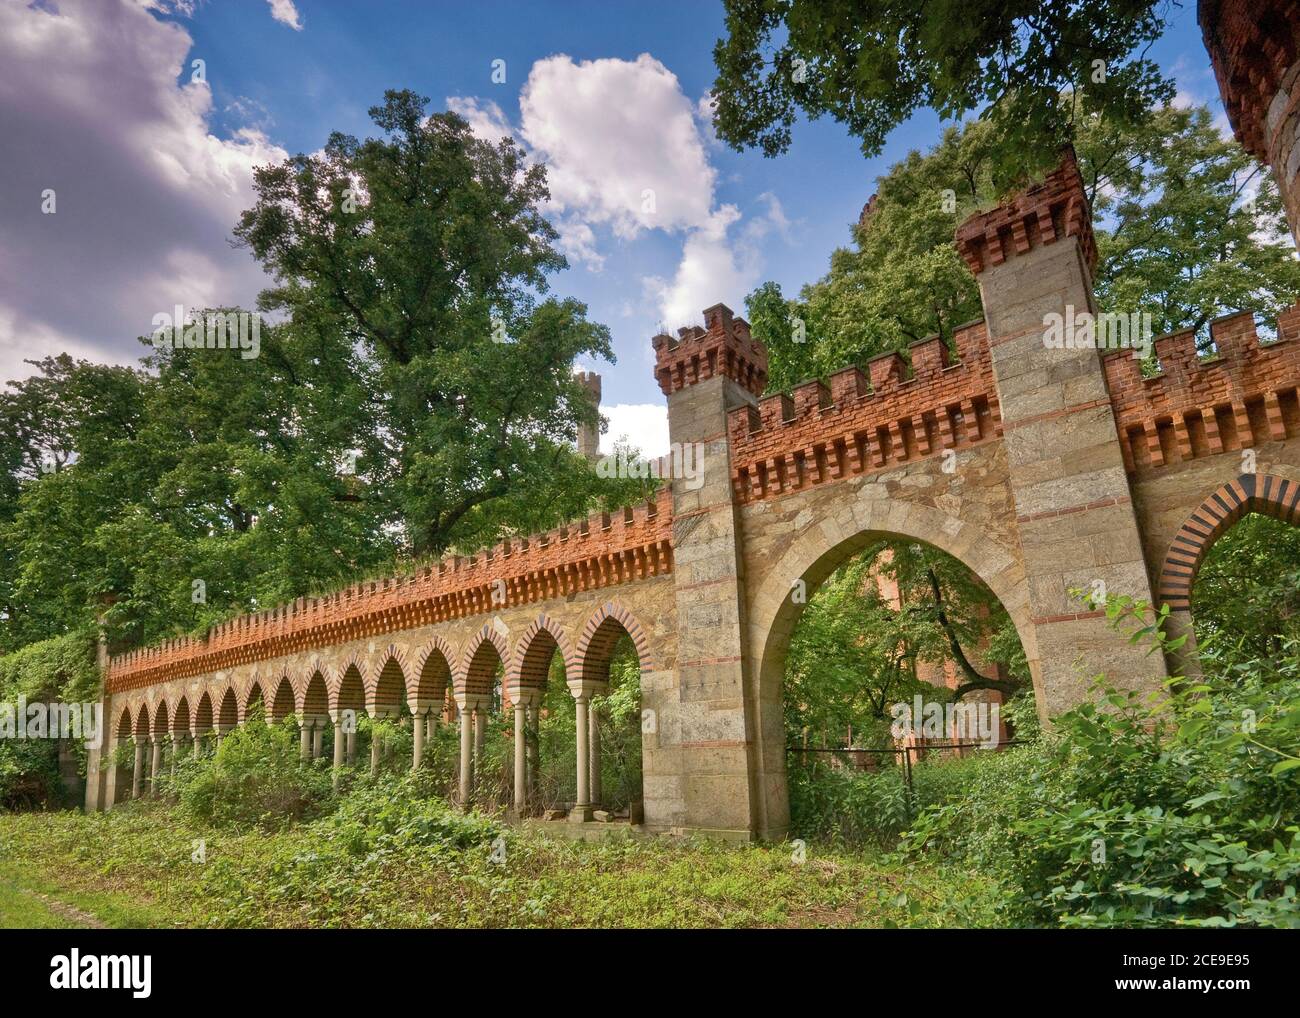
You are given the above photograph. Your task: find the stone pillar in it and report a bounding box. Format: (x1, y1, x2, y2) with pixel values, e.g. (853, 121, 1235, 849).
(473, 705, 487, 773)
(299, 719, 312, 760)
(412, 708, 427, 770)
(345, 728, 357, 766)
(426, 713, 437, 744)
(513, 702, 527, 813)
(588, 699, 602, 808)
(1201, 0, 1300, 247)
(457, 699, 475, 806)
(571, 692, 592, 822)
(525, 704, 540, 802)
(955, 148, 1167, 719)
(190, 729, 202, 757)
(331, 715, 345, 790)
(311, 722, 323, 759)
(653, 303, 768, 837)
(149, 737, 162, 795)
(131, 740, 144, 799)
(170, 735, 179, 776)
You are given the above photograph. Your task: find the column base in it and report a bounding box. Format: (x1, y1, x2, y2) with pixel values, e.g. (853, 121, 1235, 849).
(568, 804, 594, 823)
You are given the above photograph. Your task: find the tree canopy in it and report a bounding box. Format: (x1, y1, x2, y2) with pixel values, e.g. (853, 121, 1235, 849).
(711, 0, 1175, 179)
(0, 92, 649, 656)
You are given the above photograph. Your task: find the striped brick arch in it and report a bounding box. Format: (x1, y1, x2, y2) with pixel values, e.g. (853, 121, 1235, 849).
(507, 614, 576, 696)
(459, 624, 509, 698)
(410, 637, 454, 704)
(1158, 473, 1300, 610)
(575, 602, 654, 686)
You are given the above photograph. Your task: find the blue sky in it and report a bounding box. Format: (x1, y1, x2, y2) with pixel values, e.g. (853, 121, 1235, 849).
(1, 0, 1217, 454)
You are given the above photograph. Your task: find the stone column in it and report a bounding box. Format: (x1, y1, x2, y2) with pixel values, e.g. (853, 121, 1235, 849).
(473, 705, 487, 774)
(513, 701, 527, 813)
(299, 719, 312, 760)
(148, 736, 162, 795)
(426, 712, 437, 744)
(131, 739, 144, 799)
(955, 148, 1167, 719)
(457, 700, 474, 807)
(588, 702, 602, 808)
(190, 729, 202, 757)
(331, 715, 345, 790)
(369, 720, 382, 776)
(526, 704, 540, 802)
(570, 692, 592, 822)
(311, 721, 323, 759)
(345, 728, 357, 766)
(170, 735, 179, 776)
(412, 708, 427, 770)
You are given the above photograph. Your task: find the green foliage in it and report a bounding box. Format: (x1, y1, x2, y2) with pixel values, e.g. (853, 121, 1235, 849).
(1192, 513, 1300, 659)
(785, 539, 1026, 751)
(167, 711, 333, 829)
(711, 0, 1173, 178)
(0, 632, 98, 809)
(748, 101, 1300, 398)
(904, 605, 1300, 928)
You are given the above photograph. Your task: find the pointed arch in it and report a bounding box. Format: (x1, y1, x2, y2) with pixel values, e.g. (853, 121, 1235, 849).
(371, 653, 408, 714)
(269, 675, 296, 723)
(116, 705, 134, 741)
(1158, 473, 1300, 610)
(301, 669, 328, 717)
(151, 700, 170, 737)
(240, 680, 265, 722)
(333, 662, 366, 714)
(193, 691, 214, 734)
(216, 687, 238, 729)
(508, 613, 575, 695)
(459, 624, 509, 698)
(411, 636, 454, 705)
(171, 696, 191, 736)
(575, 602, 655, 687)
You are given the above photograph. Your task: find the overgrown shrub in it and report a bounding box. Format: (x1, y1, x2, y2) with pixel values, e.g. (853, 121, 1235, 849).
(904, 603, 1300, 928)
(167, 711, 333, 829)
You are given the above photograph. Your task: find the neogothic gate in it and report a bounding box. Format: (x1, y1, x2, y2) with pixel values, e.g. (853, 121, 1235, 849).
(84, 2, 1300, 837)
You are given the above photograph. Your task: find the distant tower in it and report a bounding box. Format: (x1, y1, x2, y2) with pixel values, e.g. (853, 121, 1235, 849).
(574, 370, 602, 461)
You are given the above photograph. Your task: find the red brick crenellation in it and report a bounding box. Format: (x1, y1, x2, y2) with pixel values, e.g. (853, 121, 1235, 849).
(1102, 303, 1300, 473)
(105, 487, 674, 694)
(955, 146, 1097, 276)
(727, 320, 1002, 504)
(1200, 0, 1300, 164)
(653, 302, 768, 397)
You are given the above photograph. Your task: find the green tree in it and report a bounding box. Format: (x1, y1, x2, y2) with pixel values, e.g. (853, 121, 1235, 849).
(233, 89, 616, 556)
(748, 101, 1300, 392)
(711, 0, 1174, 179)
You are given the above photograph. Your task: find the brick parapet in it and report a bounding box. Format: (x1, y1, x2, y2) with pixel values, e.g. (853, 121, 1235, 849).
(1102, 304, 1300, 473)
(726, 320, 1002, 504)
(954, 145, 1096, 276)
(106, 487, 674, 693)
(653, 302, 768, 398)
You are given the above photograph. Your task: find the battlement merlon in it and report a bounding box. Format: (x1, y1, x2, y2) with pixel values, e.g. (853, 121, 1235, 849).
(954, 145, 1097, 278)
(653, 303, 768, 398)
(1102, 303, 1300, 472)
(105, 485, 674, 693)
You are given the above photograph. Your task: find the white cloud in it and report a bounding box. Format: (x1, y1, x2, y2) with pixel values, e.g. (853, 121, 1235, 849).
(644, 193, 795, 331)
(267, 0, 303, 31)
(0, 0, 287, 382)
(519, 53, 718, 239)
(446, 96, 515, 143)
(600, 403, 670, 458)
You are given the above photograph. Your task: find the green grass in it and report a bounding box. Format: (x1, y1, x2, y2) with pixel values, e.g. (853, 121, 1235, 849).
(0, 796, 1003, 928)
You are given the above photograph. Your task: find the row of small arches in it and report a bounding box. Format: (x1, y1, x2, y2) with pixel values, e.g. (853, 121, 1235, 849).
(114, 602, 653, 738)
